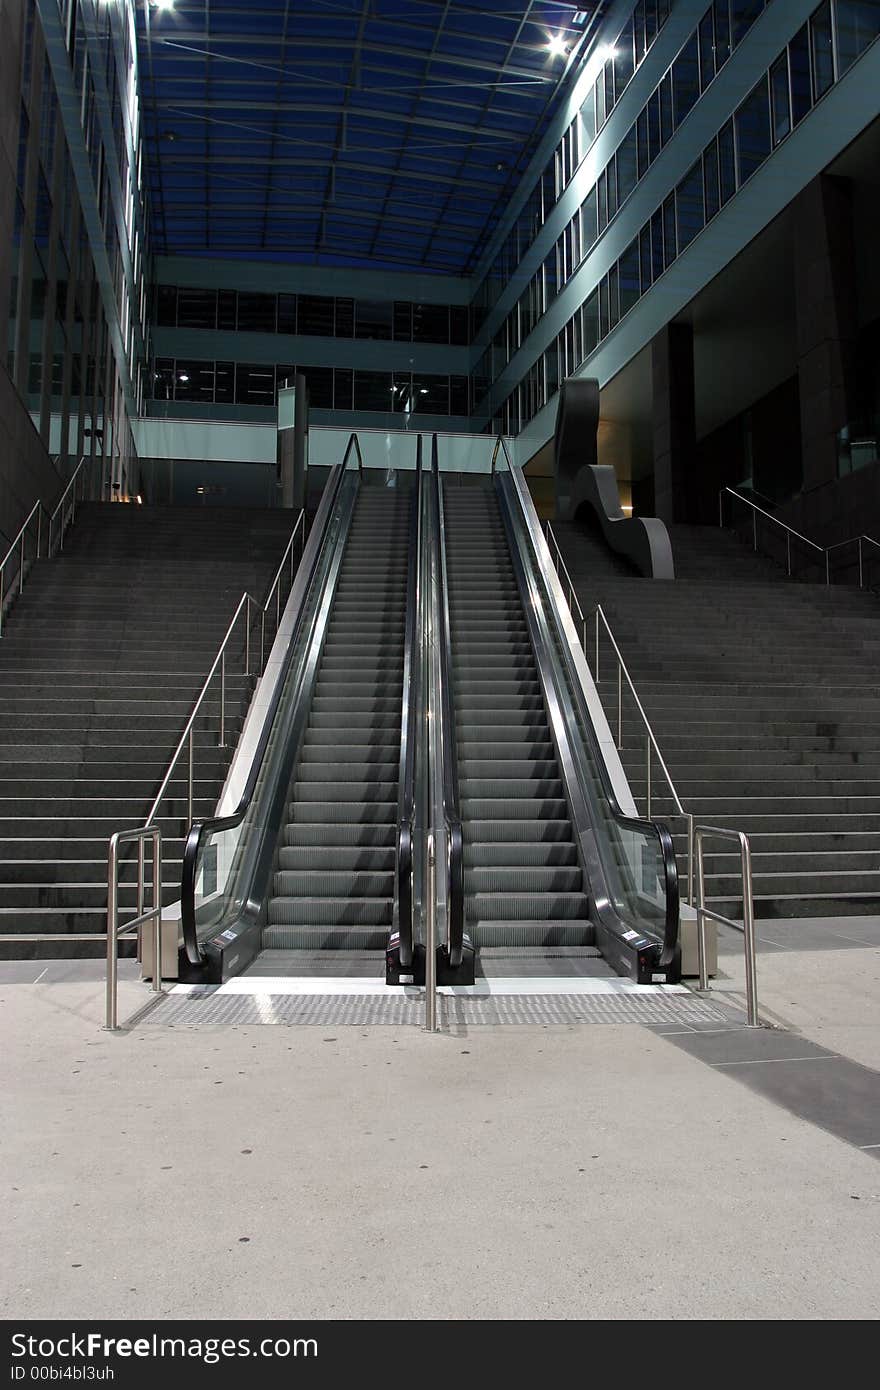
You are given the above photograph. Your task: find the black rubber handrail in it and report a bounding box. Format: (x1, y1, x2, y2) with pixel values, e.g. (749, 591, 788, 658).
(430, 437, 464, 968)
(497, 442, 679, 970)
(180, 434, 363, 965)
(394, 439, 423, 970)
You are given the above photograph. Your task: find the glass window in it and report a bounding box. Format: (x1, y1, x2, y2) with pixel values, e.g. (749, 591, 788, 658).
(450, 305, 469, 346)
(580, 92, 596, 150)
(619, 239, 640, 317)
(789, 25, 813, 124)
(714, 0, 731, 68)
(235, 363, 275, 406)
(334, 298, 354, 337)
(770, 54, 791, 144)
(811, 1, 835, 96)
(153, 357, 175, 401)
(672, 35, 700, 127)
(735, 78, 771, 183)
(733, 1, 764, 48)
(354, 370, 393, 412)
(334, 367, 353, 410)
(278, 294, 297, 334)
(606, 155, 618, 221)
(304, 366, 333, 410)
(637, 109, 650, 177)
(704, 139, 720, 221)
(413, 303, 449, 343)
(237, 293, 276, 333)
(581, 185, 598, 253)
(214, 362, 234, 404)
(650, 209, 665, 281)
(836, 1, 880, 75)
(635, 1, 647, 61)
(599, 277, 609, 339)
(174, 360, 214, 403)
(217, 290, 236, 331)
(617, 126, 638, 206)
(604, 59, 615, 116)
(451, 376, 469, 416)
(545, 342, 560, 399)
(639, 225, 653, 291)
(645, 0, 658, 47)
(176, 288, 217, 331)
(298, 295, 334, 336)
(413, 377, 450, 415)
(647, 91, 661, 162)
(597, 171, 607, 234)
(356, 300, 393, 341)
(699, 10, 716, 90)
(615, 30, 635, 92)
(156, 286, 177, 327)
(607, 264, 620, 331)
(676, 160, 704, 251)
(659, 72, 674, 145)
(662, 194, 677, 268)
(595, 72, 605, 129)
(718, 119, 737, 202)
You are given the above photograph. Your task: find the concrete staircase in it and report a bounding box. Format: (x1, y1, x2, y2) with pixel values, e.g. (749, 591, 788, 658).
(0, 502, 296, 958)
(551, 519, 880, 920)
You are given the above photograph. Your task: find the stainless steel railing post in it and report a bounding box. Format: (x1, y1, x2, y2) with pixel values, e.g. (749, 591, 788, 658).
(187, 728, 194, 827)
(151, 829, 162, 996)
(106, 836, 119, 1031)
(859, 537, 864, 590)
(245, 597, 251, 677)
(686, 811, 694, 909)
(740, 833, 758, 1027)
(695, 830, 709, 993)
(219, 651, 226, 748)
(425, 833, 438, 1033)
(594, 607, 599, 683)
(694, 824, 759, 1025)
(646, 733, 651, 818)
(617, 661, 623, 749)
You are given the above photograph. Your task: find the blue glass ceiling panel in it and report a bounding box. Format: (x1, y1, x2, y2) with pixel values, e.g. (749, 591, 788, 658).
(137, 0, 602, 273)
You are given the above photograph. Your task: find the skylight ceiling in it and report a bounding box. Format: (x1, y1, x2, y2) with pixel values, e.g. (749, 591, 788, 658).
(136, 0, 602, 275)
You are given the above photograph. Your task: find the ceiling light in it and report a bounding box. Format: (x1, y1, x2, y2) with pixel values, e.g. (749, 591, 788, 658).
(151, 0, 175, 11)
(178, 373, 189, 383)
(547, 33, 569, 58)
(599, 44, 619, 61)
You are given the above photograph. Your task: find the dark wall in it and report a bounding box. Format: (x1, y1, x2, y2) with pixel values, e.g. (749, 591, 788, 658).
(691, 375, 802, 525)
(0, 0, 62, 548)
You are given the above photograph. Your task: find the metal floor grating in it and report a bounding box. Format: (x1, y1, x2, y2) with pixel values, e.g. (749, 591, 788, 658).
(141, 990, 730, 1029)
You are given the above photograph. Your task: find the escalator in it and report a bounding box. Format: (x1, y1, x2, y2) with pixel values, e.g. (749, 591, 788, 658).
(264, 487, 409, 952)
(179, 439, 422, 983)
(434, 445, 680, 986)
(444, 483, 594, 955)
(177, 434, 678, 989)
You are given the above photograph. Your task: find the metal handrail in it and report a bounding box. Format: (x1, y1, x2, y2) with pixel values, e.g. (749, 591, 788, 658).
(720, 487, 824, 554)
(48, 457, 89, 556)
(694, 825, 759, 1026)
(497, 440, 680, 975)
(260, 511, 307, 669)
(0, 500, 44, 636)
(721, 486, 880, 589)
(542, 520, 693, 907)
(0, 457, 90, 636)
(395, 438, 424, 971)
(430, 435, 465, 969)
(106, 826, 162, 1030)
(180, 434, 362, 965)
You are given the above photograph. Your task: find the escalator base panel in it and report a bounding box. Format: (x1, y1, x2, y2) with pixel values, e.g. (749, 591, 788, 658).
(143, 989, 730, 1028)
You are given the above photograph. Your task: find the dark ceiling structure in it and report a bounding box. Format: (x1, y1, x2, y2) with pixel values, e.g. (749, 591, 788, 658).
(136, 0, 602, 275)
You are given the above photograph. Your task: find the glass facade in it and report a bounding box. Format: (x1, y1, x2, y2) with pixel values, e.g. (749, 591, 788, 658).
(477, 0, 880, 438)
(5, 0, 149, 493)
(151, 359, 470, 419)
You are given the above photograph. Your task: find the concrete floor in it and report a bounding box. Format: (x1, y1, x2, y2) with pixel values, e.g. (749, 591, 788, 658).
(2, 951, 879, 1321)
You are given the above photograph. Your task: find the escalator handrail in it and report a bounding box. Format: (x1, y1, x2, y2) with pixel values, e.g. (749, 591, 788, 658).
(180, 434, 363, 965)
(430, 437, 465, 967)
(496, 440, 679, 967)
(394, 439, 423, 969)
